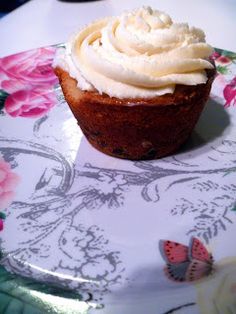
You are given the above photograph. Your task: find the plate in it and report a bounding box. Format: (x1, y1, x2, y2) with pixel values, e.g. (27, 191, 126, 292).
(0, 46, 236, 314)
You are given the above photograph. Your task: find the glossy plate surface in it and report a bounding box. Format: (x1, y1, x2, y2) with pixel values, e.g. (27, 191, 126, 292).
(0, 47, 236, 314)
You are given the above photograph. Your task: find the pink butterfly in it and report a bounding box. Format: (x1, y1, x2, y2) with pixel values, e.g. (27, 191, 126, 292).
(159, 237, 214, 282)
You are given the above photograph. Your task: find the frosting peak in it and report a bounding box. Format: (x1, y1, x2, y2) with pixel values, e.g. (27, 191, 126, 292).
(54, 7, 214, 98)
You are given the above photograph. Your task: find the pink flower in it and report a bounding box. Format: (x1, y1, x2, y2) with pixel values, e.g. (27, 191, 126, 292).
(217, 56, 232, 66)
(0, 47, 58, 93)
(4, 88, 57, 118)
(0, 219, 3, 231)
(223, 77, 236, 108)
(210, 51, 221, 61)
(210, 51, 232, 66)
(0, 158, 20, 210)
(1, 79, 27, 94)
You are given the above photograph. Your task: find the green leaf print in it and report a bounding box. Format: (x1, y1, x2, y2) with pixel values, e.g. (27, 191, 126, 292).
(222, 50, 236, 60)
(0, 90, 9, 111)
(0, 212, 6, 220)
(216, 65, 229, 75)
(0, 266, 90, 314)
(214, 48, 236, 60)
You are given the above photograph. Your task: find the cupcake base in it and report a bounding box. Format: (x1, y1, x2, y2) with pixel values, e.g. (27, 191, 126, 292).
(55, 67, 215, 160)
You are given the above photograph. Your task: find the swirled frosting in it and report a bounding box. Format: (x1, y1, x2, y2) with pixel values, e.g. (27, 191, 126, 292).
(54, 7, 214, 98)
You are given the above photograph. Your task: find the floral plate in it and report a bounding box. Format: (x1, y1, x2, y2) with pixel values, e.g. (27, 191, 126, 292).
(0, 46, 236, 314)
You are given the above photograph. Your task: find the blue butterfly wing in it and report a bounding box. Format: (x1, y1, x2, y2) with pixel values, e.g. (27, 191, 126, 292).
(165, 261, 190, 282)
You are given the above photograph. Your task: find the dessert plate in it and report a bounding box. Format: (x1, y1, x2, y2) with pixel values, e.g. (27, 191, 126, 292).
(0, 46, 236, 314)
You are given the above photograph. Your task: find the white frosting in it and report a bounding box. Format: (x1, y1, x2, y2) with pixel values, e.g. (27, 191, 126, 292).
(53, 7, 214, 98)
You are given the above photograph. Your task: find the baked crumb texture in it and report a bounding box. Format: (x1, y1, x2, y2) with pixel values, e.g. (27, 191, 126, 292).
(55, 67, 215, 160)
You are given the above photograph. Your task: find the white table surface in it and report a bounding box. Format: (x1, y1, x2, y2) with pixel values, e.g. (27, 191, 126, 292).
(0, 0, 236, 57)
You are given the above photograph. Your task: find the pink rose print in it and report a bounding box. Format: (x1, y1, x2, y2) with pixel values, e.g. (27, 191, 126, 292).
(217, 56, 231, 66)
(4, 88, 57, 118)
(210, 51, 221, 61)
(0, 158, 20, 211)
(0, 211, 6, 231)
(0, 47, 58, 118)
(0, 47, 58, 93)
(223, 77, 236, 108)
(210, 51, 231, 66)
(0, 218, 3, 231)
(1, 79, 27, 95)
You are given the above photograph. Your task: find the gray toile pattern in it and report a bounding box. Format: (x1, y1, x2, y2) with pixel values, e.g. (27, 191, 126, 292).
(0, 47, 236, 313)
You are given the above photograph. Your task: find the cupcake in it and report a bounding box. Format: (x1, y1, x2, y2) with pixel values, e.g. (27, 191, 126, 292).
(53, 7, 215, 160)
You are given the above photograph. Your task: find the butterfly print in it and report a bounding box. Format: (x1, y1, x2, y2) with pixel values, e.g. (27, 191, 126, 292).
(159, 237, 214, 282)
